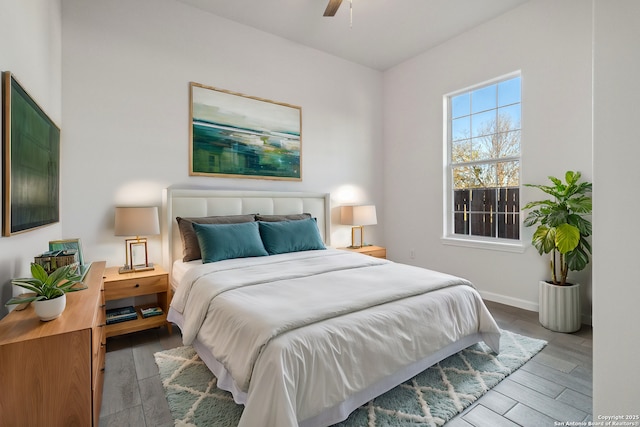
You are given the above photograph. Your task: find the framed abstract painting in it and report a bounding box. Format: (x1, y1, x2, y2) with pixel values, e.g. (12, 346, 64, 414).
(189, 82, 302, 181)
(2, 72, 60, 236)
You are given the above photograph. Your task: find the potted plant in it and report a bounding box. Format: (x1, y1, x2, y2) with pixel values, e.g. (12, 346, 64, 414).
(5, 263, 86, 321)
(523, 170, 592, 333)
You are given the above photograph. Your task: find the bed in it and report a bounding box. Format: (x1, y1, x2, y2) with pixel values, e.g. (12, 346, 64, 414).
(162, 188, 501, 427)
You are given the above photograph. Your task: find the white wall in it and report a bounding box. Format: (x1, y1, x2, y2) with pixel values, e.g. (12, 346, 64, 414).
(61, 0, 384, 268)
(0, 0, 62, 318)
(382, 0, 593, 317)
(593, 0, 640, 416)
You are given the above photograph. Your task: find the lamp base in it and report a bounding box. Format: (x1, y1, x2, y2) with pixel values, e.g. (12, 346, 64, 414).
(118, 263, 155, 274)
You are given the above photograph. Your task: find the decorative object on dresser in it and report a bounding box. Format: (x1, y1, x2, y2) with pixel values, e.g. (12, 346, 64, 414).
(103, 265, 170, 337)
(340, 204, 378, 248)
(339, 244, 386, 259)
(49, 237, 92, 277)
(523, 171, 592, 333)
(49, 237, 85, 267)
(34, 249, 79, 274)
(0, 262, 107, 426)
(190, 82, 302, 181)
(114, 206, 160, 273)
(2, 71, 60, 236)
(5, 263, 87, 321)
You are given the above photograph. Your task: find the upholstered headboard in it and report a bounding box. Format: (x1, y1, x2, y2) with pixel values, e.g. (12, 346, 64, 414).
(161, 188, 331, 270)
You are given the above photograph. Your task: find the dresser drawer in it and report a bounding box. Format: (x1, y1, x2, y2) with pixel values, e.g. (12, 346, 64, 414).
(104, 274, 168, 300)
(92, 352, 105, 425)
(92, 330, 105, 387)
(92, 317, 105, 370)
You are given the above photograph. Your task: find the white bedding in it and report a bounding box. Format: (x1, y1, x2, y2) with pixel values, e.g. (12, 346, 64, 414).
(169, 249, 501, 427)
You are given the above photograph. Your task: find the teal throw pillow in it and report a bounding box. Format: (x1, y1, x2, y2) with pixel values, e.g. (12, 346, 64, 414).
(258, 218, 326, 255)
(193, 221, 268, 263)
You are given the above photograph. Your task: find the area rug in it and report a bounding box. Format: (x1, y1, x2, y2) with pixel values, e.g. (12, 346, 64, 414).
(154, 330, 546, 427)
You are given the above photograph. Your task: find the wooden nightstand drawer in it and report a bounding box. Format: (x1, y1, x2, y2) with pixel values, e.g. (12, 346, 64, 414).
(104, 274, 168, 300)
(338, 245, 387, 259)
(361, 247, 386, 258)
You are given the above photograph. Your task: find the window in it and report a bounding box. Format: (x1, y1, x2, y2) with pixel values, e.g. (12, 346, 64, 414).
(445, 74, 521, 245)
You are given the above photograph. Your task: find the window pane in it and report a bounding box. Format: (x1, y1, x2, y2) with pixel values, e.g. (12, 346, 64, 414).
(455, 164, 497, 189)
(452, 139, 471, 163)
(454, 189, 470, 235)
(471, 110, 496, 138)
(472, 135, 494, 161)
(498, 104, 521, 130)
(470, 188, 497, 237)
(470, 212, 496, 237)
(451, 116, 470, 141)
(498, 77, 521, 107)
(470, 188, 497, 213)
(473, 131, 520, 161)
(453, 165, 480, 189)
(471, 84, 496, 113)
(498, 187, 519, 214)
(496, 160, 520, 186)
(496, 130, 520, 158)
(497, 213, 519, 239)
(497, 187, 520, 239)
(474, 164, 497, 188)
(451, 93, 470, 118)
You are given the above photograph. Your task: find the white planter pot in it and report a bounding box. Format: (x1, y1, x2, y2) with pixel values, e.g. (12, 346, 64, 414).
(33, 294, 66, 321)
(538, 281, 581, 333)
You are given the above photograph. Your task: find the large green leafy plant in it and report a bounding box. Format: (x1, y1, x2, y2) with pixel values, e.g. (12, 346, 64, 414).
(523, 171, 592, 286)
(5, 263, 86, 305)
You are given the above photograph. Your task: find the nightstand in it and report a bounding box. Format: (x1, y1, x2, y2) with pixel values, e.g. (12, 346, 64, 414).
(103, 265, 170, 337)
(339, 245, 387, 259)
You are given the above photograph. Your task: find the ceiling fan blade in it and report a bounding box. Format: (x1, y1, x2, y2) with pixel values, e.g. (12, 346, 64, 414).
(323, 0, 343, 17)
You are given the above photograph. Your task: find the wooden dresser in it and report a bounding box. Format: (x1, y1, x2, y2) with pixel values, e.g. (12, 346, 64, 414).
(0, 261, 106, 426)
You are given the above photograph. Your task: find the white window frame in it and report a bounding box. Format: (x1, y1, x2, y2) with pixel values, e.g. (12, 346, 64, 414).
(442, 72, 525, 253)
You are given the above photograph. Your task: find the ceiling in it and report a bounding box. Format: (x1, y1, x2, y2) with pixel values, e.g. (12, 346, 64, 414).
(176, 0, 529, 70)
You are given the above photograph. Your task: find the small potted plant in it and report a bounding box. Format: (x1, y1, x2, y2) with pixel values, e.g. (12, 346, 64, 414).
(523, 171, 592, 333)
(5, 263, 86, 321)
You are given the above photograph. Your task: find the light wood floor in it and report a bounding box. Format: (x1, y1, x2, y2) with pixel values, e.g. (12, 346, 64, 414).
(99, 301, 592, 427)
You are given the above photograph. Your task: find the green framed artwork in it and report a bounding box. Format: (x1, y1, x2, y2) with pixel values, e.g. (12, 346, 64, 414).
(189, 82, 302, 181)
(2, 71, 60, 236)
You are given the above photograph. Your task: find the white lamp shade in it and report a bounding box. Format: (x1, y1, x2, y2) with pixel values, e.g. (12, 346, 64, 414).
(114, 207, 160, 237)
(340, 205, 377, 226)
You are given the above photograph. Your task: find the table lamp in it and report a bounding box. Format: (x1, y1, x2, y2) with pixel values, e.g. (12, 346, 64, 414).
(114, 206, 160, 273)
(340, 205, 377, 249)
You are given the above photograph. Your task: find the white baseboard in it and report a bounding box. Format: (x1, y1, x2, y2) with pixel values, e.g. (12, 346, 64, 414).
(479, 290, 593, 326)
(479, 291, 538, 312)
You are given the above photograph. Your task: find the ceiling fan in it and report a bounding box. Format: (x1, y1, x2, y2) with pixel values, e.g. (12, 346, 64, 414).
(323, 0, 344, 16)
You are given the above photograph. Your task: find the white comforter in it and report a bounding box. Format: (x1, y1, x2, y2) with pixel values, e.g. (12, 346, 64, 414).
(170, 249, 501, 427)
